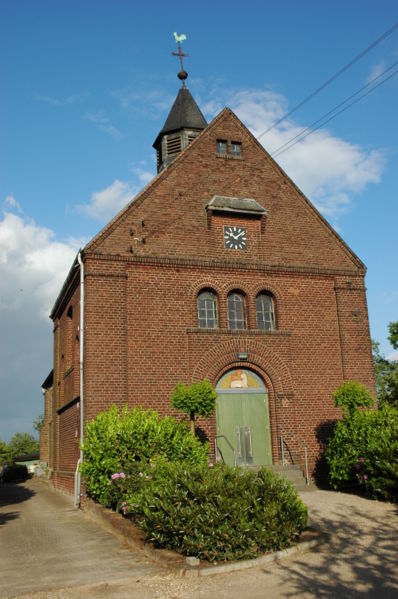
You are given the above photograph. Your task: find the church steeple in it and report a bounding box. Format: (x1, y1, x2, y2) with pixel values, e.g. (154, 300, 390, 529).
(153, 34, 207, 172)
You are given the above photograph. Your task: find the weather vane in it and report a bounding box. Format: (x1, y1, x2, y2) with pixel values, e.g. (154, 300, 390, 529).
(172, 32, 189, 87)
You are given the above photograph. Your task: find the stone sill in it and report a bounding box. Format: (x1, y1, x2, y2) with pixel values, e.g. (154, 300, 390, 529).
(186, 328, 291, 337)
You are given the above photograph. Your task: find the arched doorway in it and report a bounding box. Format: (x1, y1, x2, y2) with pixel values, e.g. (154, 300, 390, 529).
(216, 368, 272, 467)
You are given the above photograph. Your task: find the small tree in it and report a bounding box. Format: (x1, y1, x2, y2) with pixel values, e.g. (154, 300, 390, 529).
(333, 381, 374, 417)
(7, 433, 39, 460)
(171, 380, 217, 435)
(33, 414, 45, 436)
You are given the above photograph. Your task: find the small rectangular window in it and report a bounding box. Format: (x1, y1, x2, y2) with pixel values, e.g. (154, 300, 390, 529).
(231, 142, 242, 158)
(216, 139, 228, 156)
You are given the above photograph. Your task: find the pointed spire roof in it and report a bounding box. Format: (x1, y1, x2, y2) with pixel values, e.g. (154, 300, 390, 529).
(153, 87, 207, 148)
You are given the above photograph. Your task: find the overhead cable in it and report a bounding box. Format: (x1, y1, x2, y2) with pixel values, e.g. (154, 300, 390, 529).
(270, 60, 398, 158)
(256, 20, 398, 141)
(271, 66, 398, 159)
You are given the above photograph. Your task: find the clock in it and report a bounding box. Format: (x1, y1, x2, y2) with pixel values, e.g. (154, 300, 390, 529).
(224, 226, 247, 250)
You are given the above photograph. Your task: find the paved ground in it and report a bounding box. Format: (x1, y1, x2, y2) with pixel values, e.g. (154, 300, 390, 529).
(1, 478, 398, 598)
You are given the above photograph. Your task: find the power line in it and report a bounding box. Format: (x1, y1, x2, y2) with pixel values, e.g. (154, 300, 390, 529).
(270, 60, 398, 158)
(271, 67, 398, 159)
(256, 20, 398, 141)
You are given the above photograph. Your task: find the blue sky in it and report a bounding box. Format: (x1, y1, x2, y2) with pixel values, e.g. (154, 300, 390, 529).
(1, 0, 397, 442)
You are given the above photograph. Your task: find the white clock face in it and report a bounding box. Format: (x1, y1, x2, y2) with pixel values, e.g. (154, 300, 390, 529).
(224, 226, 247, 250)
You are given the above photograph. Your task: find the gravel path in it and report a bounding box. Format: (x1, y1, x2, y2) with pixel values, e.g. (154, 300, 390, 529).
(1, 480, 398, 598)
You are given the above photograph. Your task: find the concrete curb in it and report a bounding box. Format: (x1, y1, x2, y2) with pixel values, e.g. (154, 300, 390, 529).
(83, 498, 326, 577)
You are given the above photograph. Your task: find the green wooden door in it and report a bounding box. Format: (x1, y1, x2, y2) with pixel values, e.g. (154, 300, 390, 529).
(216, 369, 272, 468)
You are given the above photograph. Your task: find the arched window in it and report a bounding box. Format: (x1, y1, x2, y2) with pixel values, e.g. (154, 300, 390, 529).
(256, 293, 275, 331)
(227, 291, 246, 330)
(197, 290, 218, 329)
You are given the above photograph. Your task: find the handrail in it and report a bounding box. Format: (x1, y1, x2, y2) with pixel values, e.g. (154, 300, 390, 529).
(214, 435, 237, 467)
(280, 433, 309, 485)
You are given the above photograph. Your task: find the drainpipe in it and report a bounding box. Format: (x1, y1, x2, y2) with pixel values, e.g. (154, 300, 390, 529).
(74, 251, 84, 508)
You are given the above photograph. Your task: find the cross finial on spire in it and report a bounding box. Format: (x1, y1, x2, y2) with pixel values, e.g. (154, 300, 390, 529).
(172, 32, 189, 87)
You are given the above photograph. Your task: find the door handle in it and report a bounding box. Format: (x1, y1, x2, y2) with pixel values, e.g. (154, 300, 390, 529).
(236, 427, 243, 458)
(245, 426, 253, 458)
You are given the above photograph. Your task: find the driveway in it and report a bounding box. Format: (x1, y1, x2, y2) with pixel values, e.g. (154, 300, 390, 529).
(0, 478, 163, 598)
(1, 478, 398, 598)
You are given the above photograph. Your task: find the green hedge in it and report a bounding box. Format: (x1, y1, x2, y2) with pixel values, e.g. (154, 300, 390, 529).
(80, 405, 208, 503)
(325, 404, 398, 502)
(110, 461, 308, 562)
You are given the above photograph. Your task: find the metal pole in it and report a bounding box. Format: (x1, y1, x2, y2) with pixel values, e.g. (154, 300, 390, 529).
(304, 445, 309, 485)
(280, 435, 284, 465)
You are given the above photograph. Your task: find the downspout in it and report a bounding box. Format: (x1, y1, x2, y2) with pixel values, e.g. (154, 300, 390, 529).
(74, 251, 84, 508)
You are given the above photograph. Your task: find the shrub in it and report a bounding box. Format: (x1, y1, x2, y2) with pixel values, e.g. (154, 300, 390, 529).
(333, 380, 374, 416)
(325, 404, 398, 502)
(118, 461, 307, 561)
(1, 464, 29, 482)
(80, 406, 208, 503)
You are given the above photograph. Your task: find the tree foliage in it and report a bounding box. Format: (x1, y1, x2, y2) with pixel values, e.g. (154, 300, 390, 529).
(7, 433, 39, 459)
(170, 380, 217, 435)
(372, 340, 398, 409)
(33, 413, 45, 434)
(388, 320, 398, 350)
(0, 439, 8, 465)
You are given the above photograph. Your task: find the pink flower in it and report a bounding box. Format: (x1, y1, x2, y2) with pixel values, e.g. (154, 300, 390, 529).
(111, 473, 120, 480)
(359, 457, 365, 463)
(119, 472, 125, 479)
(363, 474, 368, 481)
(138, 472, 143, 478)
(208, 462, 214, 468)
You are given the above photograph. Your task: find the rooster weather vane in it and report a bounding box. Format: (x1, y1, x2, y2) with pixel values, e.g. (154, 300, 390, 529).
(172, 32, 189, 87)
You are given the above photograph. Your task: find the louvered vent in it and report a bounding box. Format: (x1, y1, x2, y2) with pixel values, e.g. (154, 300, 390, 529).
(166, 135, 181, 155)
(187, 133, 197, 145)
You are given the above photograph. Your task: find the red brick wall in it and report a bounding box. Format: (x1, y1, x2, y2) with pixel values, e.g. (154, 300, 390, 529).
(49, 108, 375, 493)
(39, 387, 51, 463)
(80, 256, 374, 476)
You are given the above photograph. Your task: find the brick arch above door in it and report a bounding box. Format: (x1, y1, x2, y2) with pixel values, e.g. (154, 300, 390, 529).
(191, 337, 293, 397)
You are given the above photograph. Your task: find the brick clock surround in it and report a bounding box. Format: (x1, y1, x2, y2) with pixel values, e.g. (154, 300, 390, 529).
(42, 85, 375, 496)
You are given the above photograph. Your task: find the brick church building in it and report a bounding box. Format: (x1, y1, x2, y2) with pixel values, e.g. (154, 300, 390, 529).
(41, 66, 375, 499)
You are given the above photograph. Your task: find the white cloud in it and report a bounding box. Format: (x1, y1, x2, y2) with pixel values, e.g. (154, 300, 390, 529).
(0, 210, 78, 318)
(83, 111, 123, 139)
(387, 350, 398, 362)
(203, 88, 385, 224)
(4, 194, 22, 213)
(0, 204, 80, 441)
(366, 61, 386, 85)
(34, 92, 86, 106)
(131, 165, 155, 186)
(111, 87, 174, 119)
(76, 179, 138, 222)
